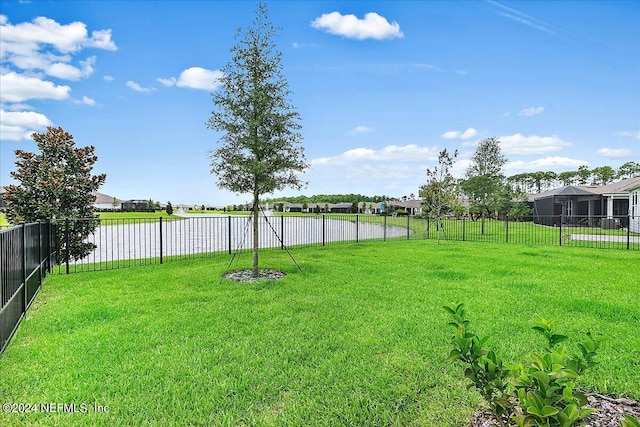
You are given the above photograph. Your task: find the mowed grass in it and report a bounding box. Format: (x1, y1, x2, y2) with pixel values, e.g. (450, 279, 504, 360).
(98, 211, 180, 221)
(0, 241, 638, 426)
(0, 212, 9, 227)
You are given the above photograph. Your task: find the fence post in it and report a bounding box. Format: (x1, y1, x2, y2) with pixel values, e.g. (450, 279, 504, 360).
(559, 216, 562, 247)
(65, 219, 70, 274)
(45, 220, 51, 273)
(159, 217, 163, 264)
(21, 223, 26, 313)
(322, 215, 325, 247)
(407, 215, 410, 240)
(384, 215, 387, 241)
(628, 215, 631, 250)
(356, 215, 359, 243)
(462, 217, 466, 242)
(38, 221, 43, 283)
(281, 215, 284, 250)
(505, 216, 509, 243)
(228, 216, 232, 255)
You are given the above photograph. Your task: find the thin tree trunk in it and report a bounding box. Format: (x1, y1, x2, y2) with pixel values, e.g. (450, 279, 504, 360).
(252, 193, 259, 278)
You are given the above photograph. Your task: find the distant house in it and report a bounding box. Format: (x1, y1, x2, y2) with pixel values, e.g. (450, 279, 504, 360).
(388, 200, 422, 216)
(532, 176, 640, 228)
(121, 200, 153, 212)
(329, 203, 353, 213)
(94, 192, 121, 211)
(0, 187, 7, 209)
(626, 180, 640, 233)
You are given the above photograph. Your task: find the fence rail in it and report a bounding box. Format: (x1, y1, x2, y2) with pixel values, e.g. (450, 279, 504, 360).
(0, 214, 636, 352)
(0, 221, 55, 353)
(52, 214, 638, 274)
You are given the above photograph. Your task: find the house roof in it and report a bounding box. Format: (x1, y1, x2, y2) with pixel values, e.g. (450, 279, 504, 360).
(94, 192, 120, 204)
(531, 177, 640, 200)
(591, 176, 640, 194)
(534, 186, 596, 200)
(622, 177, 640, 191)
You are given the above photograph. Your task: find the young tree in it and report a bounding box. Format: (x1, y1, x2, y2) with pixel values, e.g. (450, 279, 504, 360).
(207, 3, 307, 277)
(166, 201, 173, 215)
(420, 149, 458, 244)
(459, 137, 506, 235)
(495, 186, 530, 220)
(4, 126, 106, 261)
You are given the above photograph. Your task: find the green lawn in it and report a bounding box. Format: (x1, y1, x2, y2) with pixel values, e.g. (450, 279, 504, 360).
(1, 241, 638, 426)
(0, 212, 9, 227)
(98, 211, 179, 221)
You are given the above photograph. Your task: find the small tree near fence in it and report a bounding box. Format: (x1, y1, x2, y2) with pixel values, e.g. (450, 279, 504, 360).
(420, 149, 458, 244)
(4, 126, 106, 261)
(460, 137, 506, 235)
(207, 3, 307, 278)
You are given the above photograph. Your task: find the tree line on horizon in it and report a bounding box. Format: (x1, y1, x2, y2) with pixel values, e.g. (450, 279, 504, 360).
(263, 162, 639, 206)
(263, 194, 392, 205)
(506, 161, 640, 195)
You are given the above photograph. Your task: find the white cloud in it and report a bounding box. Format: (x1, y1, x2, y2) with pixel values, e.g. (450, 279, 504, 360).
(103, 75, 114, 81)
(5, 103, 34, 111)
(157, 67, 223, 91)
(307, 144, 439, 196)
(0, 71, 71, 102)
(349, 125, 373, 134)
(311, 11, 403, 40)
(156, 77, 176, 87)
(0, 16, 115, 82)
(310, 144, 438, 167)
(81, 95, 95, 105)
(597, 147, 632, 159)
(450, 159, 472, 179)
(499, 133, 571, 155)
(126, 80, 154, 94)
(518, 106, 544, 116)
(0, 16, 115, 136)
(615, 130, 640, 140)
(45, 56, 96, 80)
(0, 15, 116, 55)
(0, 108, 52, 141)
(441, 127, 477, 140)
(506, 156, 589, 172)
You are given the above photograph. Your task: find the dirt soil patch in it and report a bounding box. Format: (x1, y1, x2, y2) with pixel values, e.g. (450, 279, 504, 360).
(223, 269, 286, 283)
(471, 393, 640, 426)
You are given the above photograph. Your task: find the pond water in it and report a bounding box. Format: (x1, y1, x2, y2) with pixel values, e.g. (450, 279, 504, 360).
(73, 216, 410, 265)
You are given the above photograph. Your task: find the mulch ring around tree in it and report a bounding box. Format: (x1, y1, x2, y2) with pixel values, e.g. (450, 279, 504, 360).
(471, 393, 640, 427)
(223, 269, 286, 283)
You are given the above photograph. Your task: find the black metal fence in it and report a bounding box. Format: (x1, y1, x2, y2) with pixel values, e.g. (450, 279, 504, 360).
(52, 214, 638, 274)
(0, 214, 636, 351)
(0, 221, 56, 353)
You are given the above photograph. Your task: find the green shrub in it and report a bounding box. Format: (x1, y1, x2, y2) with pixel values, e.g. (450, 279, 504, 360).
(444, 303, 601, 427)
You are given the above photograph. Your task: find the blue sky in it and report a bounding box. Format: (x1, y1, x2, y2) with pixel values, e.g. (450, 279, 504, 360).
(1, 1, 638, 206)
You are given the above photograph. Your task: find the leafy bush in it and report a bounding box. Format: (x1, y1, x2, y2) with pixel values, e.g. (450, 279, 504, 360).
(621, 415, 640, 427)
(444, 303, 601, 427)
